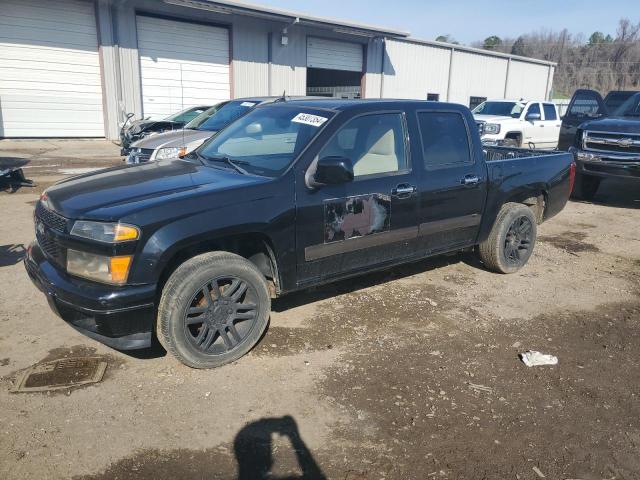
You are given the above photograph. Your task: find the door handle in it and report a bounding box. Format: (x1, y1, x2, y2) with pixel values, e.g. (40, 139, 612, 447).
(540, 125, 545, 127)
(461, 175, 480, 186)
(392, 184, 417, 197)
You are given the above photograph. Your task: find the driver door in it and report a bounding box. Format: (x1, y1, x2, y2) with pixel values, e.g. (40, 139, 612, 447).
(294, 111, 420, 286)
(522, 103, 544, 147)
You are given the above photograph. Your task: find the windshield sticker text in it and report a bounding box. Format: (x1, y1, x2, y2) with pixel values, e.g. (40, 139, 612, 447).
(292, 113, 328, 127)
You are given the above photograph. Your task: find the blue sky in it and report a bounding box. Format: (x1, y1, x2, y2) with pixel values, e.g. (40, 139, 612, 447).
(257, 0, 633, 44)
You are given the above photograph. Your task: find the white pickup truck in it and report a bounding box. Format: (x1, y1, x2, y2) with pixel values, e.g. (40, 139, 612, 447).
(473, 100, 561, 149)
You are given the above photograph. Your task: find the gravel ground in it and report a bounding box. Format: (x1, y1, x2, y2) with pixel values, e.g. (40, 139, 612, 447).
(0, 173, 638, 480)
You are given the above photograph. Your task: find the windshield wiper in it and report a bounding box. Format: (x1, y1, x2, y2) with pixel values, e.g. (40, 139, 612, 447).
(204, 155, 251, 175)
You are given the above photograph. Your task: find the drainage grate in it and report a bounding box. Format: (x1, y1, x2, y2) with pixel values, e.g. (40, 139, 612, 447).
(12, 357, 107, 393)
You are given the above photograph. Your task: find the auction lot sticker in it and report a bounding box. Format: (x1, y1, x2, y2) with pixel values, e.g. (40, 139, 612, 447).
(292, 113, 328, 127)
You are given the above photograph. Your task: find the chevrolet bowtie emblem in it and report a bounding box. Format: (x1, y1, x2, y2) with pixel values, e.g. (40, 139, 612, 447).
(616, 138, 634, 147)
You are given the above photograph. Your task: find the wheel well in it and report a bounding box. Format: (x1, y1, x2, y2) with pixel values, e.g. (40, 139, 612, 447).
(519, 193, 546, 224)
(505, 132, 522, 144)
(157, 233, 280, 299)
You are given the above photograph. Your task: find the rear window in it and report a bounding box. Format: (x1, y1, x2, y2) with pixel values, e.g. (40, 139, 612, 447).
(418, 112, 471, 168)
(568, 92, 602, 117)
(543, 104, 557, 121)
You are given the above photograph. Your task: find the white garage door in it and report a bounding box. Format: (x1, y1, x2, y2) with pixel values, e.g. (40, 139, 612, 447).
(136, 16, 230, 120)
(307, 37, 363, 72)
(0, 0, 105, 137)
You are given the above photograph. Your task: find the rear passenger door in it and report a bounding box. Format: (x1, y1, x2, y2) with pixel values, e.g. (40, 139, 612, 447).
(414, 109, 487, 254)
(542, 103, 561, 149)
(295, 111, 420, 284)
(558, 89, 605, 150)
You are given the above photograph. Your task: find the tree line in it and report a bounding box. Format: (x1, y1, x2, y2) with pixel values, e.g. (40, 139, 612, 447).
(440, 19, 640, 98)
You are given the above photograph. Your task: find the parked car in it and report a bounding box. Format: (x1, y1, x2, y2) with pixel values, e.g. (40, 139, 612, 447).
(120, 105, 211, 155)
(558, 89, 639, 200)
(473, 99, 561, 149)
(126, 97, 315, 164)
(25, 99, 574, 368)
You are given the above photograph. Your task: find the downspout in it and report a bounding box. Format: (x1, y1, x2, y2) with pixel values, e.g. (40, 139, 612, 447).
(503, 57, 511, 98)
(111, 1, 124, 124)
(379, 37, 386, 98)
(267, 32, 273, 96)
(446, 47, 455, 102)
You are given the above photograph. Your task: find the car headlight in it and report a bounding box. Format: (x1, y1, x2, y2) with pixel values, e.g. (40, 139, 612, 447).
(71, 221, 140, 243)
(67, 249, 133, 285)
(154, 147, 185, 160)
(483, 123, 501, 135)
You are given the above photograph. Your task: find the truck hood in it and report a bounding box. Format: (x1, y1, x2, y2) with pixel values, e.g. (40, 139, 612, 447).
(130, 129, 216, 150)
(474, 114, 516, 123)
(579, 116, 640, 134)
(43, 159, 270, 221)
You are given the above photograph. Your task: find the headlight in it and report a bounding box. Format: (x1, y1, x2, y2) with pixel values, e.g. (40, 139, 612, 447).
(154, 147, 185, 160)
(71, 221, 140, 243)
(67, 249, 132, 285)
(483, 123, 501, 135)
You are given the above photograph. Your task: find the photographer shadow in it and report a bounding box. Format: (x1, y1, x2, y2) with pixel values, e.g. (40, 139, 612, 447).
(235, 416, 326, 480)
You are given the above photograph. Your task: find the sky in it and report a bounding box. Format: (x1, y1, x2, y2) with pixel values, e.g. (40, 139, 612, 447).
(254, 0, 635, 44)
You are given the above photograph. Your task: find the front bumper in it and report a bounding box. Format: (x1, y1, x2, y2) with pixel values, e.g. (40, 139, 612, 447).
(569, 147, 640, 180)
(24, 240, 157, 350)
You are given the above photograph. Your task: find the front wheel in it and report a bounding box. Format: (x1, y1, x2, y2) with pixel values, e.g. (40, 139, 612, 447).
(157, 252, 271, 369)
(477, 203, 537, 274)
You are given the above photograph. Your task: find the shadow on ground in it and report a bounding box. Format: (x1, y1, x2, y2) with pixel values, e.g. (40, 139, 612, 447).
(0, 244, 25, 267)
(74, 416, 325, 480)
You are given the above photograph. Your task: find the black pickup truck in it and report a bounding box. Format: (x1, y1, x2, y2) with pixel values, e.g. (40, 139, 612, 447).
(25, 100, 574, 368)
(558, 89, 640, 200)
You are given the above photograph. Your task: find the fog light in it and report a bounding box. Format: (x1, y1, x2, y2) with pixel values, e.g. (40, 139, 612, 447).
(67, 249, 132, 285)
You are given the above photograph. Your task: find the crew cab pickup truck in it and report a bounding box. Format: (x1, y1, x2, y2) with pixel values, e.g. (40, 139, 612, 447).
(473, 100, 562, 149)
(558, 89, 640, 200)
(25, 100, 575, 369)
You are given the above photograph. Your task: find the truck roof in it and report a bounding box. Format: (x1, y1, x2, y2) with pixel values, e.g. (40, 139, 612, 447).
(265, 98, 471, 112)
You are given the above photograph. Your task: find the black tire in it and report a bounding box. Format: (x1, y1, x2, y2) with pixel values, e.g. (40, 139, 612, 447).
(502, 137, 520, 148)
(571, 172, 600, 201)
(157, 252, 271, 369)
(477, 202, 537, 274)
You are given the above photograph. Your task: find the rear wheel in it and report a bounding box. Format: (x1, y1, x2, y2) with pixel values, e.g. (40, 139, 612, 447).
(157, 252, 271, 369)
(478, 202, 537, 274)
(571, 172, 600, 201)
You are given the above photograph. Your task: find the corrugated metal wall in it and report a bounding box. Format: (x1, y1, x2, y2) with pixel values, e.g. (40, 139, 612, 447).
(92, 0, 555, 139)
(506, 60, 551, 100)
(381, 39, 451, 100)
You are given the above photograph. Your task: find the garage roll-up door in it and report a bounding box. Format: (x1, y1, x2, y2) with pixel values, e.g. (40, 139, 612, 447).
(0, 0, 105, 137)
(136, 15, 230, 120)
(307, 37, 363, 72)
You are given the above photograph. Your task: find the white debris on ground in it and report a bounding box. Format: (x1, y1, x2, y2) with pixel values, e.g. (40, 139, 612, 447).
(519, 351, 559, 367)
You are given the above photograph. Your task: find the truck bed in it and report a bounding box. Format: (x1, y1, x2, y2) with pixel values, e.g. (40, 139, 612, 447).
(483, 146, 567, 162)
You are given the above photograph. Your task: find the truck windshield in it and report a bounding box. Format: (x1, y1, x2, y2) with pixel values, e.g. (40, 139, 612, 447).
(196, 106, 334, 177)
(186, 100, 256, 131)
(612, 93, 640, 117)
(473, 101, 524, 118)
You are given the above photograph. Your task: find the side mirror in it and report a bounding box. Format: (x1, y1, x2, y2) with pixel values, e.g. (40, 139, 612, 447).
(526, 112, 541, 121)
(314, 156, 354, 185)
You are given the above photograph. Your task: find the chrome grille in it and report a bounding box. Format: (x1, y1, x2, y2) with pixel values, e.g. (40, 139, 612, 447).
(584, 131, 640, 156)
(35, 202, 68, 232)
(128, 148, 155, 164)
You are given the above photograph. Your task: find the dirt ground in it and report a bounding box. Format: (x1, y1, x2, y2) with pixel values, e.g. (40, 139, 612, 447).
(0, 170, 639, 480)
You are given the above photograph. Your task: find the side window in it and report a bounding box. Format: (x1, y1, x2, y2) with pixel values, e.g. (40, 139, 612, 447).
(526, 103, 541, 118)
(319, 113, 407, 178)
(427, 93, 440, 101)
(568, 93, 601, 117)
(543, 104, 557, 121)
(418, 112, 471, 168)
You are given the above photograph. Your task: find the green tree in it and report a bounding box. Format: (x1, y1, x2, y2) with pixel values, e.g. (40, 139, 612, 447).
(483, 35, 503, 50)
(435, 34, 459, 45)
(511, 36, 527, 56)
(588, 31, 606, 45)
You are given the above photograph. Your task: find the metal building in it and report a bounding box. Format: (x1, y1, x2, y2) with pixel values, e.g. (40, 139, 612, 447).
(0, 0, 556, 139)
